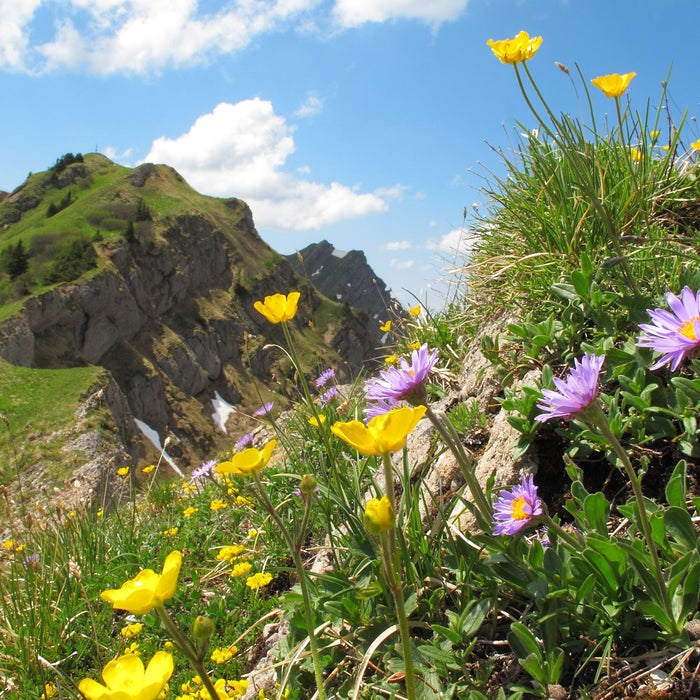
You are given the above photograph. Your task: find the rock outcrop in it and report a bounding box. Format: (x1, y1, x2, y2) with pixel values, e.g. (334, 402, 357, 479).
(0, 156, 383, 478)
(286, 240, 402, 338)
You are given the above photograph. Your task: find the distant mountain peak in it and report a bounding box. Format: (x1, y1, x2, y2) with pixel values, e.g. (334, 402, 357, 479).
(286, 240, 401, 338)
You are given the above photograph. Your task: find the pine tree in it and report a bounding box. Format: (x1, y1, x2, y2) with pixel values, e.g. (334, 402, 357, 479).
(7, 240, 28, 280)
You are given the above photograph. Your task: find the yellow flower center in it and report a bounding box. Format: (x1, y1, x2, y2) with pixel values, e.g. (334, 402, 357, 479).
(510, 496, 532, 521)
(678, 316, 700, 341)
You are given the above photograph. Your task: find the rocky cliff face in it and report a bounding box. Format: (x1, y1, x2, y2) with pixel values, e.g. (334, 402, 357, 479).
(0, 157, 381, 476)
(286, 240, 402, 338)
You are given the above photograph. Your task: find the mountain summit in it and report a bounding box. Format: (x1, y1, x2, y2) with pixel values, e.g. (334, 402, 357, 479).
(0, 154, 380, 488)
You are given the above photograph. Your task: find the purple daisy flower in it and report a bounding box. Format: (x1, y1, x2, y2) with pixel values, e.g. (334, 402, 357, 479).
(235, 432, 255, 449)
(492, 473, 543, 535)
(363, 398, 407, 422)
(364, 343, 439, 406)
(254, 401, 274, 417)
(315, 368, 336, 388)
(190, 459, 217, 481)
(320, 386, 337, 406)
(535, 353, 605, 422)
(636, 286, 700, 371)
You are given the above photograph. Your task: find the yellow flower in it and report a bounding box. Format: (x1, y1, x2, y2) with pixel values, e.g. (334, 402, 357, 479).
(78, 651, 173, 700)
(210, 646, 237, 663)
(631, 147, 642, 163)
(384, 354, 397, 365)
(236, 495, 254, 507)
(649, 130, 660, 140)
(120, 622, 143, 639)
(248, 529, 259, 538)
(217, 545, 246, 562)
(590, 72, 636, 98)
(331, 405, 427, 455)
(231, 561, 253, 578)
(124, 642, 141, 656)
(308, 415, 326, 426)
(487, 30, 542, 64)
(117, 467, 129, 476)
(246, 572, 273, 590)
(409, 341, 421, 351)
(364, 496, 394, 535)
(253, 292, 301, 324)
(96, 509, 104, 518)
(164, 641, 175, 650)
(181, 482, 195, 494)
(2, 539, 14, 550)
(183, 507, 198, 518)
(379, 320, 392, 332)
(142, 464, 155, 474)
(210, 499, 228, 511)
(163, 527, 179, 536)
(100, 551, 182, 615)
(41, 682, 58, 699)
(216, 440, 276, 477)
(409, 305, 421, 317)
(691, 139, 700, 151)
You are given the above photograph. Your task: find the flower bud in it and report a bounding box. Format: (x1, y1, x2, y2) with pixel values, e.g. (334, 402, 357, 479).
(192, 616, 215, 642)
(364, 496, 394, 535)
(299, 475, 317, 495)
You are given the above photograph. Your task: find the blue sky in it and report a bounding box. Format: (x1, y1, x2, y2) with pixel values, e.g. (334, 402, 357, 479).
(1, 0, 699, 307)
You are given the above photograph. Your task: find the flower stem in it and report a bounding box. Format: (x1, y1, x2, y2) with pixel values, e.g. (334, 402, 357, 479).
(423, 406, 492, 528)
(378, 450, 417, 700)
(252, 474, 327, 700)
(156, 606, 220, 700)
(585, 402, 674, 628)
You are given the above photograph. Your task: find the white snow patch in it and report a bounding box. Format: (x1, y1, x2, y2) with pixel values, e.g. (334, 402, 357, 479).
(212, 391, 236, 433)
(331, 249, 348, 259)
(312, 266, 323, 277)
(336, 293, 342, 300)
(134, 418, 184, 476)
(346, 282, 351, 287)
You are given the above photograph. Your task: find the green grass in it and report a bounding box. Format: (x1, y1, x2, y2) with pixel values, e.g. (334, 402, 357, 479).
(3, 60, 700, 700)
(0, 359, 106, 485)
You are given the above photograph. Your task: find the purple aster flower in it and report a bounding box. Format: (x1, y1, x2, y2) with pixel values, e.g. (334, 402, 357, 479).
(492, 473, 543, 535)
(364, 343, 439, 406)
(636, 286, 700, 371)
(190, 459, 216, 481)
(315, 368, 336, 388)
(254, 401, 274, 417)
(235, 432, 255, 449)
(363, 398, 407, 422)
(320, 386, 337, 406)
(535, 353, 605, 422)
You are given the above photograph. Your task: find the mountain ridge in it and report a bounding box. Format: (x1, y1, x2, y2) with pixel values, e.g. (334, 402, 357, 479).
(0, 154, 382, 511)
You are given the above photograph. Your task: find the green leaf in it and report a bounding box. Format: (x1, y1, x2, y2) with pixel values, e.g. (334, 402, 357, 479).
(665, 461, 688, 509)
(583, 491, 610, 535)
(417, 644, 457, 665)
(665, 507, 698, 551)
(637, 600, 676, 634)
(508, 622, 542, 662)
(520, 652, 547, 684)
(571, 270, 590, 298)
(431, 624, 462, 646)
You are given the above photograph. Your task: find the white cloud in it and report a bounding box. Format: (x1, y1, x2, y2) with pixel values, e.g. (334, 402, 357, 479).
(382, 240, 411, 251)
(140, 98, 401, 231)
(332, 0, 469, 28)
(102, 145, 134, 161)
(425, 228, 473, 254)
(5, 0, 323, 74)
(295, 94, 324, 118)
(390, 258, 415, 271)
(1, 0, 470, 74)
